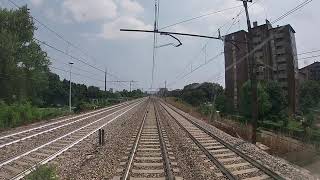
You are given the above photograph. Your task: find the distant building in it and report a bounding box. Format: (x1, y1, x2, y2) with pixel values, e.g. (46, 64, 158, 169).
(224, 20, 299, 114)
(299, 62, 320, 82)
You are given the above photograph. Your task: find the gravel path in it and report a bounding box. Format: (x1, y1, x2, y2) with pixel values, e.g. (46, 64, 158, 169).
(49, 100, 148, 179)
(166, 102, 317, 180)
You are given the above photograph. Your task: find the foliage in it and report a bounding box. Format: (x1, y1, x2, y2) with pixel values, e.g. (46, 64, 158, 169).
(26, 165, 58, 180)
(239, 81, 272, 119)
(299, 80, 320, 113)
(265, 81, 288, 116)
(0, 101, 69, 130)
(0, 6, 50, 105)
(168, 82, 224, 109)
(74, 101, 97, 113)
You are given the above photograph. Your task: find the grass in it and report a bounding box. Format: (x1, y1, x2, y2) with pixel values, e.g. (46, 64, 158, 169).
(0, 102, 71, 130)
(26, 165, 58, 180)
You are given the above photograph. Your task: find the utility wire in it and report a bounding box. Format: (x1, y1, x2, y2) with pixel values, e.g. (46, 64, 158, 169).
(159, 5, 242, 30)
(49, 57, 103, 78)
(6, 0, 100, 69)
(271, 0, 313, 24)
(168, 52, 224, 87)
(171, 0, 263, 86)
(298, 49, 320, 56)
(298, 54, 320, 60)
(7, 0, 128, 88)
(50, 66, 105, 83)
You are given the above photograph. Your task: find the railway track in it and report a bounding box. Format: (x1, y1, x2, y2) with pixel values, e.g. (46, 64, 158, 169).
(0, 100, 135, 149)
(113, 101, 182, 180)
(160, 102, 284, 180)
(0, 99, 145, 180)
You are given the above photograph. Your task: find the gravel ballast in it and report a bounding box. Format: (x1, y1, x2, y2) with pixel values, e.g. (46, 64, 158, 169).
(49, 100, 148, 179)
(165, 102, 317, 180)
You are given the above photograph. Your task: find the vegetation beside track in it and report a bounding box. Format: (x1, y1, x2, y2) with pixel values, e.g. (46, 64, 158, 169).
(0, 7, 144, 131)
(25, 165, 58, 180)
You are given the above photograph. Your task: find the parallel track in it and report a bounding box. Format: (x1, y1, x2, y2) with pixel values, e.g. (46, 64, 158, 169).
(160, 102, 284, 180)
(113, 101, 181, 180)
(0, 100, 135, 149)
(0, 100, 144, 180)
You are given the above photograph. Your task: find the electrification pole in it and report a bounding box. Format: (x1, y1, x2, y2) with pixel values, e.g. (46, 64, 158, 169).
(105, 68, 108, 92)
(130, 80, 132, 92)
(241, 0, 258, 144)
(69, 62, 74, 112)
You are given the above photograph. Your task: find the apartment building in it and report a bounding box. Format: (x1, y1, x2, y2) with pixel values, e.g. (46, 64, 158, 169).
(224, 20, 299, 114)
(299, 62, 320, 82)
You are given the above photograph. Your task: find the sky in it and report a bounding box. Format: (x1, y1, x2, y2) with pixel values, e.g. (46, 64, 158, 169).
(1, 0, 319, 91)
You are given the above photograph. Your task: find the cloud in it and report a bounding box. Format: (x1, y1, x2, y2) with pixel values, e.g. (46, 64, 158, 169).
(119, 0, 144, 15)
(30, 0, 43, 7)
(99, 16, 152, 40)
(62, 0, 117, 22)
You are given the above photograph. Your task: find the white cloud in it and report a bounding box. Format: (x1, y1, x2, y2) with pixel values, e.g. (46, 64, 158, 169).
(99, 16, 152, 40)
(119, 0, 144, 15)
(62, 0, 117, 22)
(30, 0, 43, 7)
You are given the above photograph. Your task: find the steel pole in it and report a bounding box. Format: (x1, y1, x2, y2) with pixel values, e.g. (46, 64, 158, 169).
(69, 63, 73, 112)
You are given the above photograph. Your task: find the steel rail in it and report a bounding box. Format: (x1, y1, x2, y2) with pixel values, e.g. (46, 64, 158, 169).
(154, 102, 174, 180)
(162, 102, 285, 180)
(160, 102, 237, 180)
(11, 100, 144, 180)
(0, 100, 134, 141)
(0, 100, 143, 169)
(0, 101, 133, 148)
(122, 104, 148, 180)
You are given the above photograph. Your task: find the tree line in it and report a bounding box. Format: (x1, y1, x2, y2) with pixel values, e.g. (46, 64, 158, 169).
(167, 80, 320, 131)
(0, 6, 143, 108)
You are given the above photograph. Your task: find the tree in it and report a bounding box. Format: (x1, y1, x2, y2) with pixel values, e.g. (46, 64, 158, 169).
(299, 80, 320, 113)
(239, 81, 271, 120)
(0, 6, 50, 105)
(265, 81, 288, 116)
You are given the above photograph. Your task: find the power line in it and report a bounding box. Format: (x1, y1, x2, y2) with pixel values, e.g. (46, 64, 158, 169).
(49, 66, 105, 83)
(170, 1, 262, 87)
(6, 0, 100, 68)
(168, 52, 224, 87)
(49, 57, 103, 78)
(6, 0, 128, 88)
(298, 54, 320, 60)
(271, 0, 313, 24)
(298, 49, 320, 56)
(159, 5, 242, 30)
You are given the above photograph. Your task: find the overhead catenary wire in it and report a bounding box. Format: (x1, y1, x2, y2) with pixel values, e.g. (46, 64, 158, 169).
(298, 49, 320, 56)
(168, 0, 263, 88)
(159, 5, 243, 30)
(6, 0, 129, 89)
(271, 0, 313, 24)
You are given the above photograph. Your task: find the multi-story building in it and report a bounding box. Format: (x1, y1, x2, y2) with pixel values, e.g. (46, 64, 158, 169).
(224, 20, 299, 114)
(299, 62, 320, 82)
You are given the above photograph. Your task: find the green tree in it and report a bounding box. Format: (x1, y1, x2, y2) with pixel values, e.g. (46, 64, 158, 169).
(0, 6, 50, 105)
(299, 80, 320, 113)
(239, 81, 271, 120)
(265, 81, 288, 116)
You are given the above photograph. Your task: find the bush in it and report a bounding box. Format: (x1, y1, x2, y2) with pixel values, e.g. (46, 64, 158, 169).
(0, 102, 70, 130)
(26, 165, 58, 180)
(74, 102, 97, 113)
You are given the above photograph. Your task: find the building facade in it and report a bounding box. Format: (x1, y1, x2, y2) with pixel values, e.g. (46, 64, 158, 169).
(224, 20, 299, 114)
(299, 62, 320, 82)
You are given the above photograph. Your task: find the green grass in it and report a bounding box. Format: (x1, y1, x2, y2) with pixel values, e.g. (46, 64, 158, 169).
(0, 102, 70, 130)
(26, 165, 58, 180)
